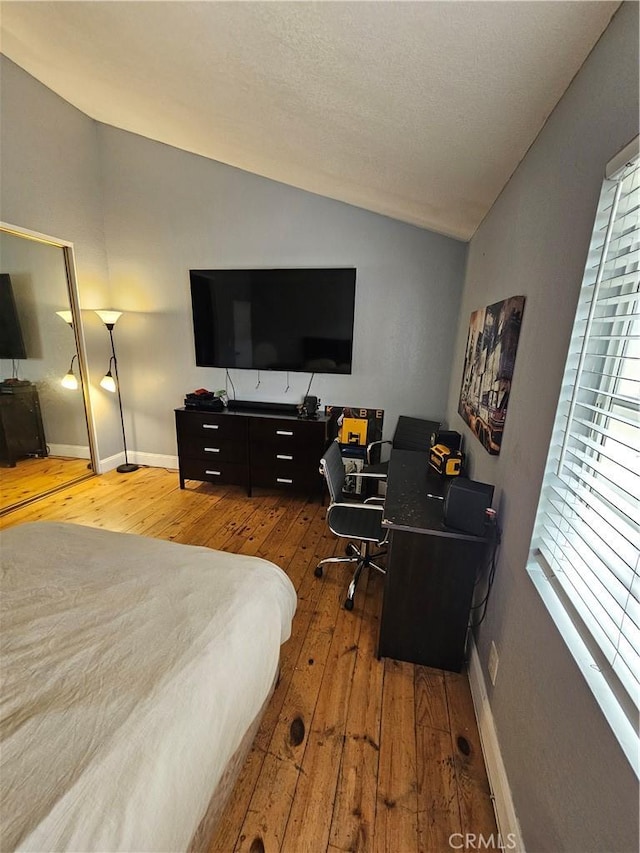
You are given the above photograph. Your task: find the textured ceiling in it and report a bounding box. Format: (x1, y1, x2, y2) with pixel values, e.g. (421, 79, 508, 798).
(0, 1, 619, 240)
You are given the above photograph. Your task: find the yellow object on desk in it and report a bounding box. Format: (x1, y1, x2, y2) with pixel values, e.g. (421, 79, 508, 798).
(429, 443, 463, 477)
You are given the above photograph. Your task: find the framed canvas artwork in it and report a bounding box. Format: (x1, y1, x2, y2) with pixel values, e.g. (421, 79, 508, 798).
(458, 295, 525, 455)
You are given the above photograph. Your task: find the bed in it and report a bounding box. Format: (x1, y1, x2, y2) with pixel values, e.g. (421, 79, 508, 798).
(0, 521, 297, 852)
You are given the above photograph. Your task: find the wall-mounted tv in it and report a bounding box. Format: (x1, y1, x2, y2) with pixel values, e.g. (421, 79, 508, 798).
(0, 273, 27, 359)
(190, 268, 356, 374)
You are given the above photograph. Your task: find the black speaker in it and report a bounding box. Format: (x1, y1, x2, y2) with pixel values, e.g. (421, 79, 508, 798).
(430, 429, 463, 452)
(299, 395, 319, 419)
(444, 477, 494, 537)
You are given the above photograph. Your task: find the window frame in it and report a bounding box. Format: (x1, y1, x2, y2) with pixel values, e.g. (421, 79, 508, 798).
(527, 136, 639, 776)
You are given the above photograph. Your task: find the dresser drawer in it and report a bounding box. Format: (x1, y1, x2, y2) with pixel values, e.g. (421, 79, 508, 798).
(179, 457, 248, 487)
(177, 436, 247, 464)
(249, 417, 325, 449)
(251, 464, 322, 493)
(250, 441, 323, 470)
(176, 410, 248, 445)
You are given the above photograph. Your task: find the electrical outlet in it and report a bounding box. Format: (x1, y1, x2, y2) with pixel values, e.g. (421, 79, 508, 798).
(488, 640, 499, 686)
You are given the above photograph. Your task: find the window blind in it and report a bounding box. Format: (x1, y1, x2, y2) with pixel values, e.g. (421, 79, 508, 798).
(531, 154, 639, 724)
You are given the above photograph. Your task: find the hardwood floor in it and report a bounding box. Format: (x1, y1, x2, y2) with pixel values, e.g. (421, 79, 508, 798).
(0, 467, 498, 852)
(0, 455, 93, 513)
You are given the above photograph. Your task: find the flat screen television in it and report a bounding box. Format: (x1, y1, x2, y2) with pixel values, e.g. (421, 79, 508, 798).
(0, 274, 27, 360)
(190, 268, 356, 374)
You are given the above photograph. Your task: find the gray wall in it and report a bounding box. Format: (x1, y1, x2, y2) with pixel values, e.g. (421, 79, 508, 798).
(0, 57, 118, 458)
(444, 4, 639, 851)
(97, 125, 467, 458)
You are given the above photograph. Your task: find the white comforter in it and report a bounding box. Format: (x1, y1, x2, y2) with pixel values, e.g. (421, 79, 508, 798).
(0, 522, 296, 852)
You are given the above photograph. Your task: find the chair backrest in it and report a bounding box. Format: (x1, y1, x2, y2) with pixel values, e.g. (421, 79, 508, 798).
(320, 440, 346, 503)
(392, 416, 441, 452)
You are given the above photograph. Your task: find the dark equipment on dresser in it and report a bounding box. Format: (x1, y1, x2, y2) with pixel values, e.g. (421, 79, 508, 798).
(184, 389, 224, 411)
(299, 394, 319, 420)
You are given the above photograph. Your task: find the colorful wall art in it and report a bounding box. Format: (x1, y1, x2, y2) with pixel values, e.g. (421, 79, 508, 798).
(458, 295, 525, 455)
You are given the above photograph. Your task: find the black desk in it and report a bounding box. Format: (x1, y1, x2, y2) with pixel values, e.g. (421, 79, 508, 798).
(377, 450, 490, 672)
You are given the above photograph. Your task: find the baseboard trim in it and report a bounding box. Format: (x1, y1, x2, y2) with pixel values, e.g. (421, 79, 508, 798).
(99, 452, 178, 473)
(48, 443, 91, 460)
(131, 451, 178, 470)
(467, 637, 525, 852)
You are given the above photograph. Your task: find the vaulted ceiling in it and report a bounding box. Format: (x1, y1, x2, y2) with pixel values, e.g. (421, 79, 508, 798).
(0, 1, 619, 240)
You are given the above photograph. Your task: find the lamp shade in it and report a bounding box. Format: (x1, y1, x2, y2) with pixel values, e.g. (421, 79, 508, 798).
(95, 310, 123, 327)
(61, 371, 78, 390)
(56, 310, 74, 326)
(100, 372, 117, 393)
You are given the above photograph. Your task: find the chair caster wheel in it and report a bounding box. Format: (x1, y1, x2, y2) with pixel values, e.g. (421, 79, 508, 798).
(345, 544, 357, 556)
(344, 598, 354, 611)
(314, 565, 323, 578)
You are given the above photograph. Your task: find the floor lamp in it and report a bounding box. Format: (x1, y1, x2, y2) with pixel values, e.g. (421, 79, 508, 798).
(95, 310, 139, 474)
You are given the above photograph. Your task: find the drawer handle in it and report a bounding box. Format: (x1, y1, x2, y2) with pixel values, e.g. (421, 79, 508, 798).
(205, 470, 221, 476)
(277, 477, 293, 484)
(202, 424, 219, 430)
(276, 430, 293, 436)
(204, 447, 220, 453)
(277, 454, 293, 460)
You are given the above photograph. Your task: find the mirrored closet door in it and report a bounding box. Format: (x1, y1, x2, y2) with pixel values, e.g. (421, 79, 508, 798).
(0, 224, 98, 513)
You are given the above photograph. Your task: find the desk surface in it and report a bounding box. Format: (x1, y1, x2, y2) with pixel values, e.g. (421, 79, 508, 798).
(382, 449, 487, 541)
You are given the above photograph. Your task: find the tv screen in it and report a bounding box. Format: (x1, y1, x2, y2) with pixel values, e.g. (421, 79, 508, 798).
(0, 274, 27, 360)
(190, 268, 356, 374)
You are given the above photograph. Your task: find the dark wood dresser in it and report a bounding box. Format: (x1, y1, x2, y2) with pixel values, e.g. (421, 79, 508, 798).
(175, 407, 328, 498)
(0, 383, 48, 467)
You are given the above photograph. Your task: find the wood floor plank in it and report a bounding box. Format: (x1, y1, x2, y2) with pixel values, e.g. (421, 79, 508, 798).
(250, 502, 333, 754)
(187, 493, 260, 549)
(228, 496, 292, 557)
(416, 725, 462, 853)
(373, 658, 419, 853)
(280, 571, 366, 851)
(0, 455, 91, 512)
(208, 501, 323, 853)
(328, 570, 385, 853)
(445, 671, 498, 841)
(138, 489, 227, 541)
(0, 467, 152, 529)
(233, 553, 345, 852)
(415, 666, 449, 733)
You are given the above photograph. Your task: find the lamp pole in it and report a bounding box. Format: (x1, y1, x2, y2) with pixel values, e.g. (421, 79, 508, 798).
(103, 318, 138, 474)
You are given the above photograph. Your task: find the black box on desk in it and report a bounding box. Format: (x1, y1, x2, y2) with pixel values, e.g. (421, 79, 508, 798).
(444, 478, 494, 537)
(430, 429, 463, 452)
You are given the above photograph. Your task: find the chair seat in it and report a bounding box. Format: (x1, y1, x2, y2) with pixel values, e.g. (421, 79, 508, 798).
(328, 504, 385, 542)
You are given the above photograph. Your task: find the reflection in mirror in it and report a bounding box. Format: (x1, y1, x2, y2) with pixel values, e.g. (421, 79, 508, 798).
(0, 225, 97, 513)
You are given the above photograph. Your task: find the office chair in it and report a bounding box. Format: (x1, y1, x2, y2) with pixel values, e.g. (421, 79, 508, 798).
(363, 415, 441, 481)
(315, 440, 387, 611)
